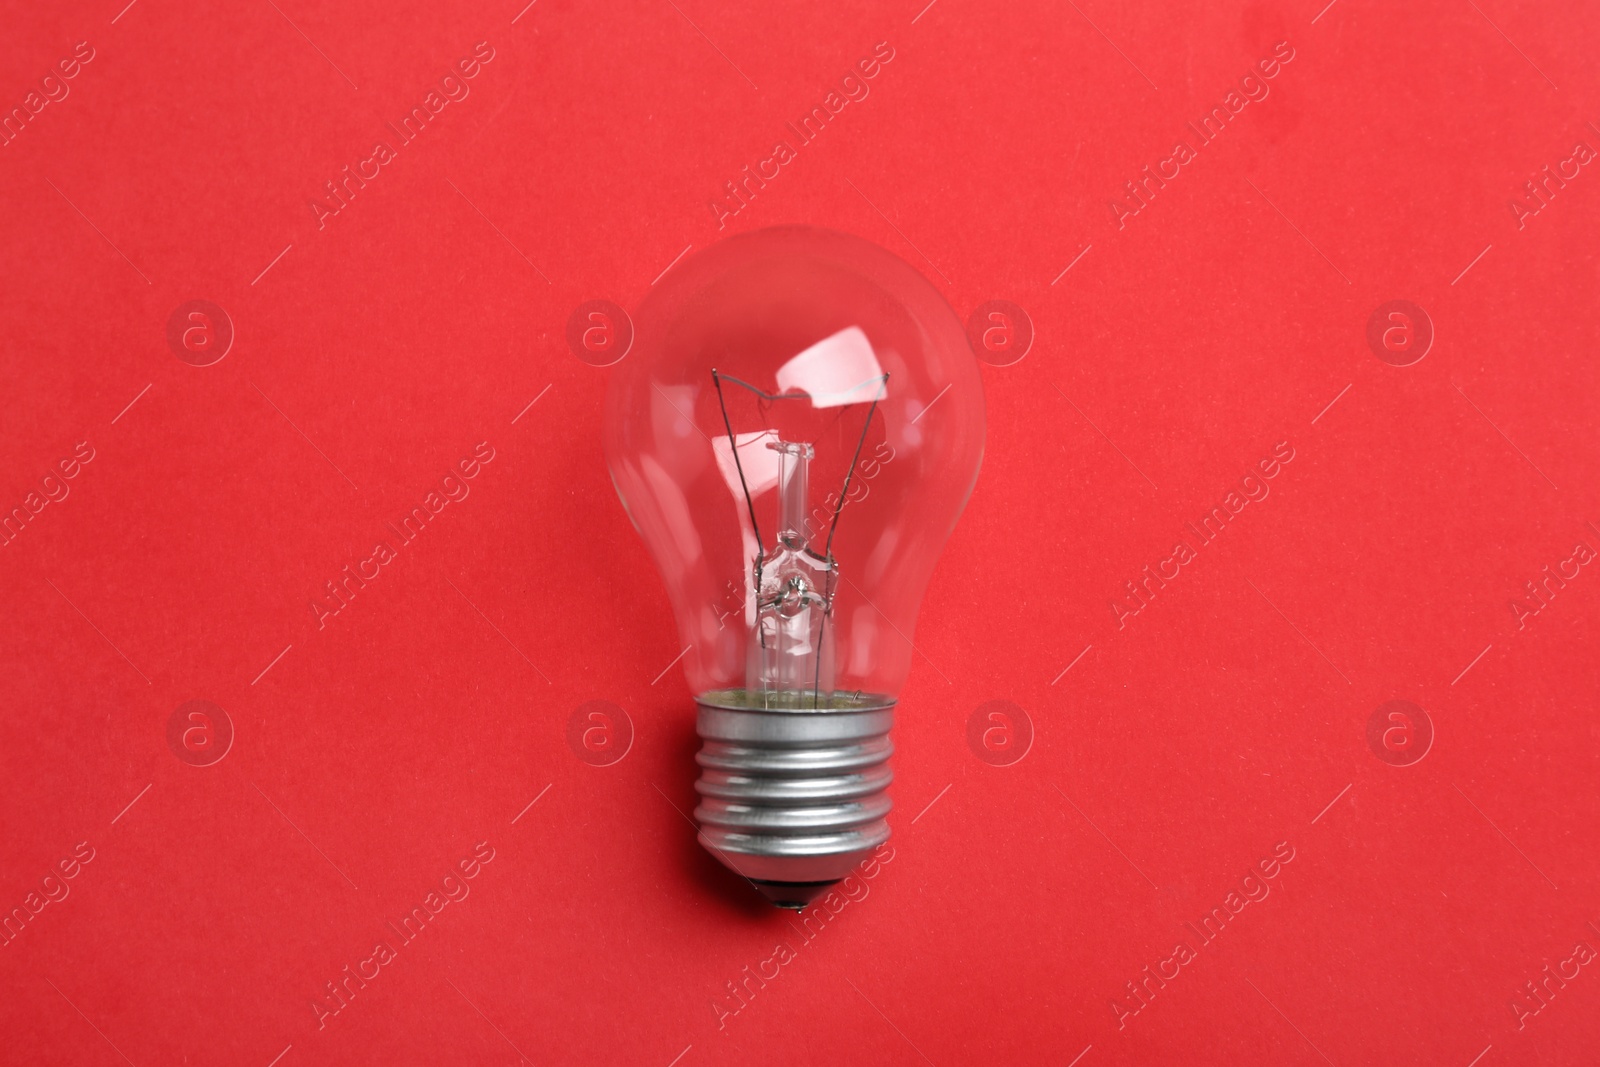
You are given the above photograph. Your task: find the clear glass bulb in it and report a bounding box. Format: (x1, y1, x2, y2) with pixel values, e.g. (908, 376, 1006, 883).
(604, 226, 985, 907)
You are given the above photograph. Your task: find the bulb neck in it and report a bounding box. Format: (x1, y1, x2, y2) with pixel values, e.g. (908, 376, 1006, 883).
(692, 690, 894, 909)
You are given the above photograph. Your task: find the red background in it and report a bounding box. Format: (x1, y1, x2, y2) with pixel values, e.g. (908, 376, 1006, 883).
(2, 0, 1598, 1064)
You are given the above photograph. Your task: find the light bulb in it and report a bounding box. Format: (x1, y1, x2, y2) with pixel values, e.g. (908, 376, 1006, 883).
(604, 226, 985, 909)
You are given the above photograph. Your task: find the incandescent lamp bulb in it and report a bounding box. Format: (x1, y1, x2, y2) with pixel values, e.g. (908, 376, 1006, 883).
(603, 226, 985, 909)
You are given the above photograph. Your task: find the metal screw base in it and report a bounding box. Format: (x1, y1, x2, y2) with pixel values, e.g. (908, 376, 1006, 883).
(693, 693, 894, 908)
